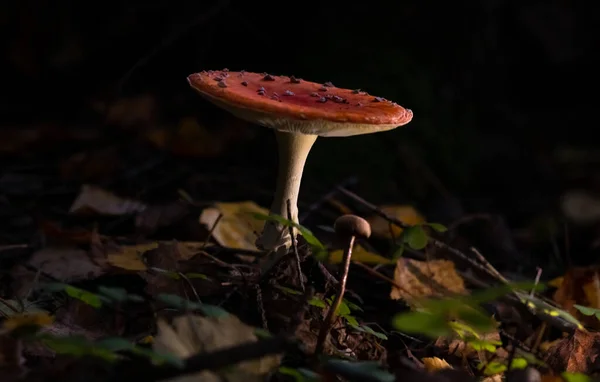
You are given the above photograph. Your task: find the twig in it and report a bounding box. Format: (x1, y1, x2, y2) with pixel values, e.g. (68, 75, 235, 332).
(202, 213, 223, 249)
(315, 236, 355, 354)
(0, 244, 29, 252)
(287, 199, 304, 291)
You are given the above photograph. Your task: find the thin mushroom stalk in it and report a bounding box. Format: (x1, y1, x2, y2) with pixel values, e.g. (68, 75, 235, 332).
(256, 131, 317, 253)
(315, 214, 371, 355)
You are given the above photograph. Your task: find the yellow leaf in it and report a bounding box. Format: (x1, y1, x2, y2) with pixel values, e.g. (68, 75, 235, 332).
(2, 312, 54, 331)
(107, 243, 158, 271)
(548, 276, 563, 288)
(328, 244, 394, 265)
(368, 205, 425, 238)
(422, 357, 452, 371)
(390, 258, 467, 303)
(199, 201, 268, 251)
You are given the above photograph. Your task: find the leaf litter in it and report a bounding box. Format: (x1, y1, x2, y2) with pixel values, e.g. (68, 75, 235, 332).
(2, 97, 600, 382)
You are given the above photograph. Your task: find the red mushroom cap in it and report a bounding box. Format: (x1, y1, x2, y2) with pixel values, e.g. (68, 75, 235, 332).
(187, 69, 413, 137)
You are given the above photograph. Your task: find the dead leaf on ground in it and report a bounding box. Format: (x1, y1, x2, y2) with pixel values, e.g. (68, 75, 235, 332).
(153, 314, 281, 382)
(368, 205, 425, 239)
(390, 258, 467, 303)
(145, 117, 225, 158)
(552, 266, 600, 329)
(422, 357, 452, 372)
(59, 146, 121, 183)
(199, 201, 268, 252)
(94, 94, 157, 129)
(69, 184, 147, 216)
(39, 220, 95, 246)
(329, 244, 394, 265)
(11, 247, 106, 297)
(545, 329, 600, 373)
(106, 242, 158, 271)
(135, 201, 190, 235)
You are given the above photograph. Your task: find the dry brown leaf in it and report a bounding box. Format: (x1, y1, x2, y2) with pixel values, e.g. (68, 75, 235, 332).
(552, 266, 600, 329)
(368, 205, 425, 238)
(545, 329, 600, 373)
(145, 117, 224, 158)
(422, 357, 452, 372)
(153, 314, 281, 382)
(199, 201, 268, 252)
(11, 247, 106, 297)
(390, 258, 467, 303)
(96, 94, 157, 128)
(69, 184, 147, 216)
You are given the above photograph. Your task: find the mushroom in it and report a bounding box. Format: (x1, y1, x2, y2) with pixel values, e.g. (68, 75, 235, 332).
(315, 214, 372, 354)
(187, 70, 413, 254)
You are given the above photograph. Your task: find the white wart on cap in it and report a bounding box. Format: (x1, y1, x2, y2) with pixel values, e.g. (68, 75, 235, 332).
(188, 69, 413, 254)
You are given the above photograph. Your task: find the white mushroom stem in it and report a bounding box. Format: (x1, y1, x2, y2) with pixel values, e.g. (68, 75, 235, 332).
(255, 130, 318, 253)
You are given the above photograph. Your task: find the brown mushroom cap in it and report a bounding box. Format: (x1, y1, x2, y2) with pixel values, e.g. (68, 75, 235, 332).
(187, 70, 413, 137)
(334, 214, 372, 239)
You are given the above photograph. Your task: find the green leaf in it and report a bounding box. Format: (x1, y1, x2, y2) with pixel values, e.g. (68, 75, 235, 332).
(574, 304, 600, 320)
(403, 226, 428, 250)
(467, 338, 501, 353)
(562, 372, 592, 382)
(43, 283, 106, 308)
(278, 366, 321, 382)
(392, 243, 405, 260)
(392, 311, 452, 338)
(510, 357, 528, 370)
(353, 325, 388, 340)
(344, 300, 363, 312)
(156, 294, 229, 317)
(97, 286, 144, 303)
(185, 273, 211, 281)
(482, 361, 506, 375)
(308, 297, 326, 308)
(324, 360, 395, 382)
(251, 213, 328, 260)
(37, 334, 122, 362)
(274, 285, 303, 295)
(426, 223, 448, 233)
(342, 314, 359, 327)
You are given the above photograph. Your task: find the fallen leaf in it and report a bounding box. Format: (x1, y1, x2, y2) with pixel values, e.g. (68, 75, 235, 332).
(390, 258, 467, 303)
(11, 247, 106, 297)
(39, 220, 94, 245)
(329, 244, 394, 265)
(145, 117, 224, 158)
(95, 94, 157, 129)
(553, 266, 600, 329)
(368, 205, 425, 239)
(106, 243, 158, 271)
(1, 312, 54, 335)
(69, 184, 147, 216)
(153, 314, 281, 382)
(545, 330, 600, 373)
(199, 201, 268, 251)
(422, 357, 452, 372)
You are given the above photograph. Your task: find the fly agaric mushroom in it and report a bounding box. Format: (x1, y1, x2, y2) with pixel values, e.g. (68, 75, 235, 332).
(187, 70, 413, 254)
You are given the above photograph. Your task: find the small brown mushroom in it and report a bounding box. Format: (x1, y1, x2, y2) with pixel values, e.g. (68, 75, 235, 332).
(315, 214, 371, 354)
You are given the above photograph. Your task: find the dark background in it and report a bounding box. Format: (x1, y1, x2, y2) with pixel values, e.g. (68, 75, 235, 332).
(1, 0, 598, 271)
